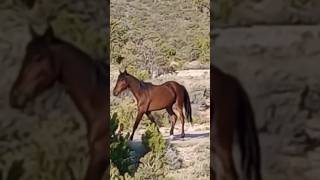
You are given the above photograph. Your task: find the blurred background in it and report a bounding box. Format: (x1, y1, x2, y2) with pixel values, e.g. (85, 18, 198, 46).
(0, 0, 107, 179)
(213, 0, 320, 179)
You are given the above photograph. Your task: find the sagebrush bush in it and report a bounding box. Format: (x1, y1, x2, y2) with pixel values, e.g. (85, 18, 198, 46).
(111, 97, 137, 132)
(110, 115, 171, 179)
(126, 66, 151, 80)
(110, 16, 189, 78)
(110, 162, 134, 180)
(110, 113, 135, 176)
(142, 123, 167, 154)
(193, 33, 210, 64)
(135, 123, 171, 179)
(133, 152, 171, 180)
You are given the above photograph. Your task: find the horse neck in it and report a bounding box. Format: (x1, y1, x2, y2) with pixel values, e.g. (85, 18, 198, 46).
(127, 76, 143, 101)
(51, 43, 106, 121)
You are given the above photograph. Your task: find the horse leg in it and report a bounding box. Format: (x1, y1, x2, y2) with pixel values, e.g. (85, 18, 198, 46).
(85, 123, 107, 180)
(146, 111, 160, 132)
(175, 94, 185, 138)
(176, 108, 185, 138)
(130, 111, 144, 140)
(166, 107, 177, 138)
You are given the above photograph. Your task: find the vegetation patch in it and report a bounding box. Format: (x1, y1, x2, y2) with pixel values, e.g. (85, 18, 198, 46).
(110, 114, 171, 179)
(110, 113, 135, 176)
(111, 97, 137, 132)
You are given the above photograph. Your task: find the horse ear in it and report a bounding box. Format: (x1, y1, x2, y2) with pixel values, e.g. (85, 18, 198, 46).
(119, 70, 122, 74)
(124, 69, 127, 74)
(29, 25, 39, 38)
(43, 24, 55, 42)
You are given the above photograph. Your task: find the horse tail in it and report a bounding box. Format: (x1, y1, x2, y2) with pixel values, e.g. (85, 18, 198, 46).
(237, 83, 262, 180)
(183, 86, 192, 124)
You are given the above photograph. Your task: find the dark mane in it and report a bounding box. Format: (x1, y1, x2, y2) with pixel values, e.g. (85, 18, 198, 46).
(52, 36, 108, 86)
(51, 36, 93, 60)
(125, 73, 152, 90)
(139, 80, 152, 90)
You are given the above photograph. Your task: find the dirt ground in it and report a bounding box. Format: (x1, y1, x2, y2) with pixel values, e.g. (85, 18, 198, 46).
(130, 121, 210, 180)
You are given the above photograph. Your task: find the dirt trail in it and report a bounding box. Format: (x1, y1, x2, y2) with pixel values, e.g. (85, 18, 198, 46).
(130, 122, 210, 180)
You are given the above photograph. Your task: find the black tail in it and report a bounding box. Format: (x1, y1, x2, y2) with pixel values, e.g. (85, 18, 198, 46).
(237, 83, 262, 180)
(183, 87, 192, 124)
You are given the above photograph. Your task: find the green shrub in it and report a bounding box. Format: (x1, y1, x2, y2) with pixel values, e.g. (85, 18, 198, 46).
(142, 123, 167, 155)
(111, 18, 130, 65)
(111, 97, 137, 132)
(110, 113, 135, 176)
(111, 16, 185, 77)
(110, 162, 134, 180)
(192, 33, 209, 64)
(133, 152, 170, 180)
(110, 115, 171, 179)
(126, 66, 151, 80)
(134, 123, 171, 180)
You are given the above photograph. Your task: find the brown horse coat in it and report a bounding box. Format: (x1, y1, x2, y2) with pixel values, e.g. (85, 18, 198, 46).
(113, 70, 192, 140)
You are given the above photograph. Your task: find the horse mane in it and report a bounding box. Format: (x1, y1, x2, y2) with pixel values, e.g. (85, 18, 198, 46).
(126, 73, 152, 90)
(139, 80, 152, 90)
(52, 36, 108, 85)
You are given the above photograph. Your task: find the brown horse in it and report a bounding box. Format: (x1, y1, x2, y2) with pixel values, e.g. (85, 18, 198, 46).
(212, 66, 262, 180)
(9, 25, 108, 180)
(113, 70, 192, 140)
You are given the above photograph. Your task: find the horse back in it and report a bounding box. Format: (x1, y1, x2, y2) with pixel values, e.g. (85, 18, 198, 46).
(162, 81, 186, 91)
(144, 81, 184, 111)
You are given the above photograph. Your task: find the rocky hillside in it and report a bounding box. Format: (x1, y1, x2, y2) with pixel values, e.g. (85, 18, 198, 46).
(111, 0, 209, 77)
(214, 1, 320, 179)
